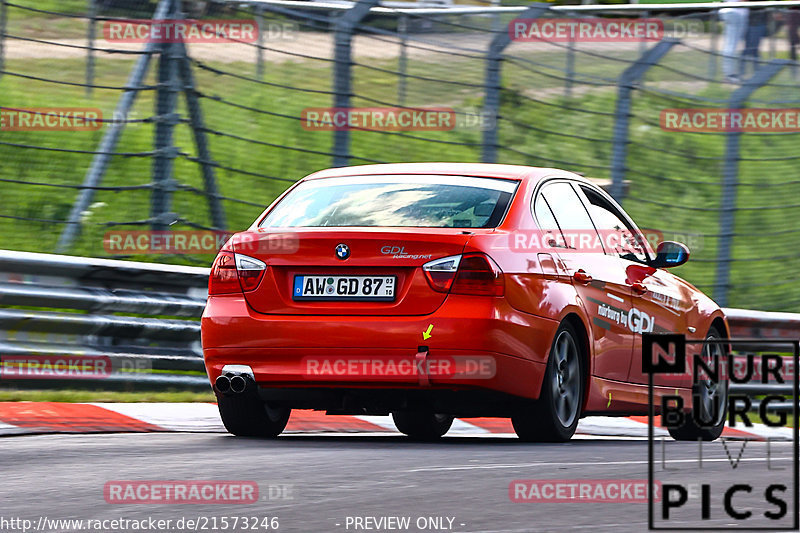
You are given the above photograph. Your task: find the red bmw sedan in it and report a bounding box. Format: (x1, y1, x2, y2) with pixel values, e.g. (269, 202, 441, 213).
(201, 163, 728, 442)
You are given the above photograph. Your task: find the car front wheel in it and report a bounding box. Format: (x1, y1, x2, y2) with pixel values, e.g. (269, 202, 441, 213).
(668, 327, 728, 441)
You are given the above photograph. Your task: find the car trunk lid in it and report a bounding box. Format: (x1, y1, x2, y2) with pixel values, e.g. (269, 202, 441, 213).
(232, 228, 472, 315)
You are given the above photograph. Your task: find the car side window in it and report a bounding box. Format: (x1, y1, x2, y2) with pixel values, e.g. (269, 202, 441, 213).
(533, 194, 560, 231)
(579, 185, 649, 264)
(539, 181, 602, 251)
(533, 193, 567, 249)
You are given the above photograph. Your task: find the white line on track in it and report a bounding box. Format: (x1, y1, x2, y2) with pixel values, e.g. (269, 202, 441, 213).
(90, 402, 225, 432)
(406, 455, 793, 472)
(457, 523, 649, 533)
(0, 421, 30, 436)
(352, 415, 399, 431)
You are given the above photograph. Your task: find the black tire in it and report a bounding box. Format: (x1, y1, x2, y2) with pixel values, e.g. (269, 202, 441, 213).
(216, 393, 290, 438)
(392, 411, 454, 440)
(668, 327, 728, 442)
(512, 321, 585, 442)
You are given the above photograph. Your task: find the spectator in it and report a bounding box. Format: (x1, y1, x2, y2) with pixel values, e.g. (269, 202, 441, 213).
(720, 0, 748, 84)
(742, 4, 768, 76)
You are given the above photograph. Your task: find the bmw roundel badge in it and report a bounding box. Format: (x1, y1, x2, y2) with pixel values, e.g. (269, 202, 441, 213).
(335, 243, 350, 260)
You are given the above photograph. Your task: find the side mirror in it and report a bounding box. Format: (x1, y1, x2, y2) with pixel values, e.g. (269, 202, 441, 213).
(650, 241, 690, 269)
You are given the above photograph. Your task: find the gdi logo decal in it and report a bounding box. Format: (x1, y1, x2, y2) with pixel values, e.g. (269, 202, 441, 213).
(628, 308, 655, 334)
(597, 299, 656, 334)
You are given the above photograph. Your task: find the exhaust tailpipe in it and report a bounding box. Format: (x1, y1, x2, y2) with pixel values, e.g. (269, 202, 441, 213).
(215, 374, 231, 394)
(230, 374, 249, 394)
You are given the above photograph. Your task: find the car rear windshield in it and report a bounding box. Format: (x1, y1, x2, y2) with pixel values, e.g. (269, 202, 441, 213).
(259, 175, 518, 228)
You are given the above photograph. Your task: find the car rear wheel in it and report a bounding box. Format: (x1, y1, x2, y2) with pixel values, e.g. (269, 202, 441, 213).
(512, 321, 584, 442)
(217, 393, 291, 438)
(392, 411, 454, 440)
(668, 327, 728, 442)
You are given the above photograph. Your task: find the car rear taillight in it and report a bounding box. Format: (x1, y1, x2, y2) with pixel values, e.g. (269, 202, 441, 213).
(423, 253, 504, 296)
(452, 253, 504, 296)
(422, 255, 461, 292)
(209, 251, 238, 295)
(209, 252, 266, 295)
(235, 254, 267, 291)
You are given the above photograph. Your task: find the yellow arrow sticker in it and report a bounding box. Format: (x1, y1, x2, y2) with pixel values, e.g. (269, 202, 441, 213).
(422, 324, 433, 340)
(607, 392, 612, 408)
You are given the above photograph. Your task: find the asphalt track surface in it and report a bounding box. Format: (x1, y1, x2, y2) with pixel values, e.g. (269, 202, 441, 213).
(1, 433, 796, 533)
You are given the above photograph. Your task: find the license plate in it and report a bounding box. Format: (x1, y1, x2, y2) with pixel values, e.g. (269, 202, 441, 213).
(293, 275, 396, 301)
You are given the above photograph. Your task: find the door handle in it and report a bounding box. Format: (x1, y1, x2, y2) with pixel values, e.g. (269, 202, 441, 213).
(631, 282, 647, 295)
(573, 269, 592, 284)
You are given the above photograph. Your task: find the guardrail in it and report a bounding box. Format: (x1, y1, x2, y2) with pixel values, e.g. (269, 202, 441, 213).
(0, 250, 210, 390)
(725, 308, 799, 411)
(0, 250, 797, 401)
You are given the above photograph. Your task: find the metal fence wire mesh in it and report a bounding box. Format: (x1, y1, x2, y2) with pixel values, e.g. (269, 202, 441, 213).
(0, 0, 799, 311)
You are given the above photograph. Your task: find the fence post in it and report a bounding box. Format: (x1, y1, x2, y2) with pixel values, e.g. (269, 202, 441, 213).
(256, 4, 265, 80)
(149, 1, 182, 232)
(714, 60, 787, 307)
(638, 11, 651, 89)
(86, 0, 97, 97)
(768, 9, 777, 59)
(609, 39, 677, 203)
(0, 0, 7, 79)
(57, 0, 174, 252)
(565, 28, 575, 98)
(708, 9, 719, 80)
(177, 41, 227, 231)
(482, 4, 548, 164)
(331, 0, 379, 168)
(398, 15, 408, 107)
(490, 0, 502, 34)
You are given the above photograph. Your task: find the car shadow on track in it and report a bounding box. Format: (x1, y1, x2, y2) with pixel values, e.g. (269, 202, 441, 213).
(203, 433, 648, 450)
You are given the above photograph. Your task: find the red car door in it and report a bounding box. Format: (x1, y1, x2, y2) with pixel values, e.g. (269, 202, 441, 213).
(575, 183, 689, 388)
(625, 265, 693, 387)
(535, 180, 634, 383)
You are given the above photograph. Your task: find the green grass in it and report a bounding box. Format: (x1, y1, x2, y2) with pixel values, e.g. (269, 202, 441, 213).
(11, 0, 96, 14)
(4, 1, 125, 39)
(638, 0, 715, 3)
(0, 387, 215, 402)
(2, 0, 253, 39)
(749, 410, 794, 429)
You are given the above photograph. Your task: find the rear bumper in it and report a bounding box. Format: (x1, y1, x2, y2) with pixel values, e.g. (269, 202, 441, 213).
(201, 294, 556, 401)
